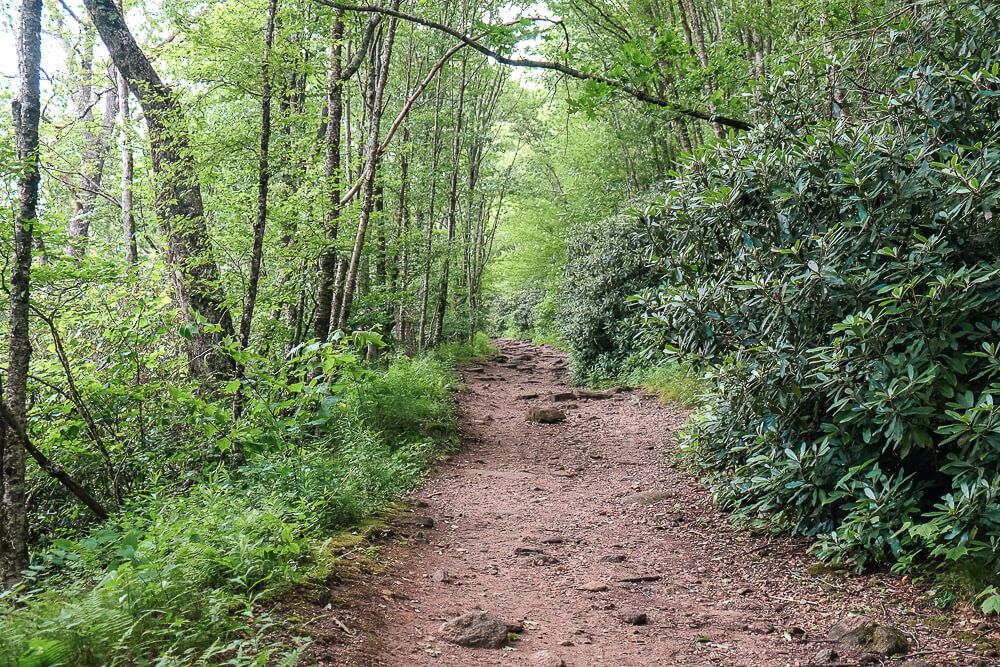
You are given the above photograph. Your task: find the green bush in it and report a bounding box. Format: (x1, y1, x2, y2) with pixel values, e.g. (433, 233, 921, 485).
(560, 210, 659, 382)
(0, 344, 462, 665)
(433, 331, 495, 367)
(640, 0, 1000, 603)
(351, 356, 456, 444)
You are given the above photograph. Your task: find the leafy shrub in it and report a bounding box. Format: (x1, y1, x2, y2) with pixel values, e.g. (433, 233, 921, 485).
(433, 331, 495, 367)
(560, 210, 658, 381)
(351, 356, 456, 444)
(0, 346, 462, 664)
(639, 0, 1000, 602)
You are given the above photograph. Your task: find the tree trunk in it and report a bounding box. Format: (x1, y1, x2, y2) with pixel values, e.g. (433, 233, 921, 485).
(233, 0, 278, 420)
(83, 0, 234, 378)
(417, 73, 445, 349)
(313, 10, 345, 341)
(119, 66, 137, 264)
(337, 4, 399, 329)
(67, 23, 117, 258)
(2, 0, 42, 587)
(431, 54, 468, 345)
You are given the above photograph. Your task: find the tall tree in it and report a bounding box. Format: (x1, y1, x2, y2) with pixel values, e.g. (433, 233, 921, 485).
(65, 20, 118, 257)
(82, 0, 234, 377)
(233, 0, 279, 419)
(431, 53, 468, 344)
(337, 2, 400, 329)
(119, 59, 137, 264)
(2, 0, 42, 587)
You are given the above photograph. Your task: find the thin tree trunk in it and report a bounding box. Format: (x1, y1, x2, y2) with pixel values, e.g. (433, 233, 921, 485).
(394, 123, 411, 344)
(233, 0, 278, 420)
(313, 10, 345, 340)
(119, 66, 136, 264)
(67, 26, 118, 258)
(84, 0, 235, 378)
(337, 3, 400, 329)
(432, 54, 468, 344)
(2, 0, 42, 586)
(417, 73, 445, 348)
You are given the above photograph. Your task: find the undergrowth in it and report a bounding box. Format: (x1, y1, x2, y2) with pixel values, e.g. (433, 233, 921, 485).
(0, 334, 491, 666)
(623, 364, 702, 407)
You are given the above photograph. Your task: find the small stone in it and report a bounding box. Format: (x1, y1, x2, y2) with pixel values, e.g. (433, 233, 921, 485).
(573, 388, 614, 399)
(432, 569, 449, 583)
(827, 614, 909, 656)
(813, 647, 838, 663)
(550, 391, 576, 401)
(621, 610, 649, 625)
(506, 621, 525, 634)
(439, 611, 509, 648)
(559, 640, 574, 647)
(601, 554, 626, 563)
(527, 407, 566, 423)
(514, 546, 544, 556)
(530, 650, 566, 667)
(579, 581, 608, 592)
(516, 392, 540, 400)
(738, 587, 753, 595)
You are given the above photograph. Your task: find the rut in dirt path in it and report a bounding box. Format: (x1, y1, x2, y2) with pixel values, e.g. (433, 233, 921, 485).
(310, 339, 990, 667)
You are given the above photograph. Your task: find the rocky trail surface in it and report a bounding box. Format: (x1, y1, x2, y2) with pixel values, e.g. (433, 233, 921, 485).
(303, 340, 996, 666)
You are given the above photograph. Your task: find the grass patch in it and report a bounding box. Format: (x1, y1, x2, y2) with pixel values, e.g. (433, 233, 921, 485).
(622, 364, 703, 407)
(433, 332, 495, 366)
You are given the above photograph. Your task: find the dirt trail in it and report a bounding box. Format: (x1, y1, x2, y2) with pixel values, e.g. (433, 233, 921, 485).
(309, 339, 993, 666)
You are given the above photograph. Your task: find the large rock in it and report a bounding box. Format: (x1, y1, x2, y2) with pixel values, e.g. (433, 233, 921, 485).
(827, 615, 909, 655)
(527, 407, 566, 423)
(439, 611, 509, 648)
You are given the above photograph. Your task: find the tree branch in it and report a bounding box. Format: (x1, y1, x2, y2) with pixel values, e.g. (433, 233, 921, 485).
(342, 14, 381, 80)
(312, 0, 752, 131)
(339, 39, 467, 207)
(0, 401, 108, 520)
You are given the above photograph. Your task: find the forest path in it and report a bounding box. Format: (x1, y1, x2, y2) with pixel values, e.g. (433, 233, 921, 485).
(309, 339, 985, 666)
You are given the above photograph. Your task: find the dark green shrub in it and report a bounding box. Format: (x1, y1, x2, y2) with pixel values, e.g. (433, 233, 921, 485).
(560, 211, 657, 381)
(639, 0, 1000, 604)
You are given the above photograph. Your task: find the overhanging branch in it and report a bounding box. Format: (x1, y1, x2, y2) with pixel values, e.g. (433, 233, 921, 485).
(312, 0, 752, 131)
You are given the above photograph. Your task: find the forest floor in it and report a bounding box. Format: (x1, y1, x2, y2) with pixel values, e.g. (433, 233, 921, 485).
(298, 339, 997, 666)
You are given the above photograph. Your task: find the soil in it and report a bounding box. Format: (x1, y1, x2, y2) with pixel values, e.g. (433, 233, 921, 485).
(302, 339, 999, 666)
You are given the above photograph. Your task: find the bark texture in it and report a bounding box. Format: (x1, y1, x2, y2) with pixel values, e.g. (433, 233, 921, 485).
(83, 0, 234, 377)
(2, 0, 42, 587)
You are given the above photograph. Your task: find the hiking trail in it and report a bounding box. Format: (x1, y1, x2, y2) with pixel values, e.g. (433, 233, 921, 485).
(305, 339, 989, 666)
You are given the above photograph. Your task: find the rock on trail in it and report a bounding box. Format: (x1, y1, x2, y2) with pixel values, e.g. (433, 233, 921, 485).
(307, 338, 985, 666)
